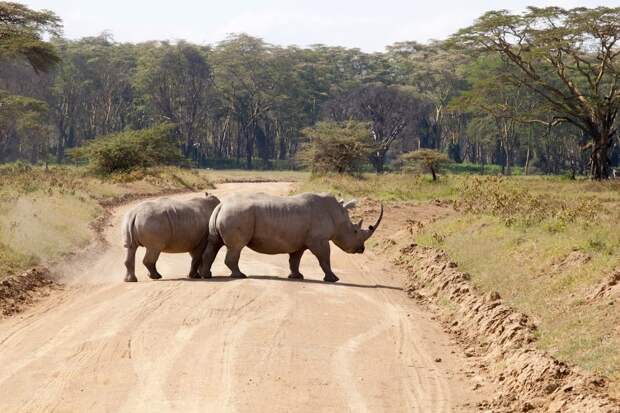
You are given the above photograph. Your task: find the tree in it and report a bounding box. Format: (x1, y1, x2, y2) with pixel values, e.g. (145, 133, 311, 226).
(323, 83, 424, 172)
(0, 2, 62, 73)
(0, 91, 49, 162)
(210, 35, 278, 169)
(298, 121, 371, 174)
(454, 56, 531, 174)
(453, 6, 620, 179)
(135, 41, 212, 160)
(386, 41, 469, 150)
(401, 149, 450, 181)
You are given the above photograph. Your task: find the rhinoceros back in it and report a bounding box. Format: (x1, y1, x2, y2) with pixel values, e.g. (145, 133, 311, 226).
(128, 197, 217, 253)
(214, 192, 335, 254)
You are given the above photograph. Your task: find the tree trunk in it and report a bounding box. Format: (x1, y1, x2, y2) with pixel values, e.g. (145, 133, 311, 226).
(590, 131, 611, 180)
(525, 127, 532, 176)
(370, 149, 386, 174)
(430, 165, 437, 181)
(245, 126, 254, 170)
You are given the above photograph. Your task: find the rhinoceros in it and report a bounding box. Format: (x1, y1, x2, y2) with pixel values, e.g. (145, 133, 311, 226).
(199, 192, 383, 282)
(121, 193, 220, 282)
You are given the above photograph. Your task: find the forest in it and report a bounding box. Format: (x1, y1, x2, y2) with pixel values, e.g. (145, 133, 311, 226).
(1, 2, 619, 178)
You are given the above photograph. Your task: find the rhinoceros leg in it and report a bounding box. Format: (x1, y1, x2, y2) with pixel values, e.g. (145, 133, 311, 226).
(288, 250, 305, 279)
(188, 248, 202, 279)
(199, 238, 223, 279)
(124, 246, 138, 282)
(143, 248, 163, 280)
(225, 247, 247, 279)
(308, 241, 339, 283)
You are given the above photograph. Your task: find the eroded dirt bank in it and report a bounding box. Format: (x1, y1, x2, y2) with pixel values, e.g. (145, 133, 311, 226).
(365, 200, 620, 413)
(0, 182, 488, 412)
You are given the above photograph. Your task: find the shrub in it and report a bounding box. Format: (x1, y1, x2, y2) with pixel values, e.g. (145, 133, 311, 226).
(70, 123, 183, 175)
(400, 149, 451, 181)
(297, 121, 372, 175)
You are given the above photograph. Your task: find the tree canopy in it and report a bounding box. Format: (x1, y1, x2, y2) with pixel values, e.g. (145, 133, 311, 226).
(0, 3, 618, 179)
(0, 2, 62, 73)
(452, 6, 620, 179)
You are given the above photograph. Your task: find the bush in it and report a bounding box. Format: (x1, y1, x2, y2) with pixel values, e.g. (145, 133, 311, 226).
(70, 123, 183, 175)
(297, 121, 372, 175)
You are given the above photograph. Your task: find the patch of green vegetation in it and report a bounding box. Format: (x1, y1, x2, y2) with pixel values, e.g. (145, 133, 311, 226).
(302, 172, 620, 393)
(70, 123, 183, 175)
(0, 242, 37, 277)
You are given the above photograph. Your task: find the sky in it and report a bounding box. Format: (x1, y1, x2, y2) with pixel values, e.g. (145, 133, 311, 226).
(25, 0, 618, 52)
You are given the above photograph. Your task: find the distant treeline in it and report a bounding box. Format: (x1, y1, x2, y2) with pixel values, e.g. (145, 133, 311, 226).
(0, 3, 619, 177)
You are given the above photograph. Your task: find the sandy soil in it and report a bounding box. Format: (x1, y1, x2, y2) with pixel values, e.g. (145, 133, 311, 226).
(0, 182, 488, 412)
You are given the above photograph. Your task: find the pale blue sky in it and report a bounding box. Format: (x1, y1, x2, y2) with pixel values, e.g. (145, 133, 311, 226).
(26, 1, 617, 51)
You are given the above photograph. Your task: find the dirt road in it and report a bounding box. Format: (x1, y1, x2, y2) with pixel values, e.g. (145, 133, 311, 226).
(0, 182, 487, 412)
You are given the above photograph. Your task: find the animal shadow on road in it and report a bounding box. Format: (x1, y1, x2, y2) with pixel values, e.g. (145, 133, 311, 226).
(159, 275, 402, 291)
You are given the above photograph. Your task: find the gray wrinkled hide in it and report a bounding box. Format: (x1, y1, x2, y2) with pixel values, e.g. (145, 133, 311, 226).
(199, 192, 382, 283)
(122, 193, 220, 282)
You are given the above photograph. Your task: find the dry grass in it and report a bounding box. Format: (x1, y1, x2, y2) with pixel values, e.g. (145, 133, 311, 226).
(0, 164, 214, 279)
(206, 169, 308, 184)
(297, 173, 459, 201)
(0, 165, 306, 281)
(301, 172, 620, 395)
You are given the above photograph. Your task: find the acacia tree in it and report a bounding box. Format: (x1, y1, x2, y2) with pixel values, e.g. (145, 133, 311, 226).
(0, 2, 61, 73)
(136, 41, 212, 159)
(0, 91, 48, 161)
(453, 6, 620, 179)
(298, 121, 371, 174)
(386, 41, 469, 150)
(211, 35, 277, 168)
(323, 83, 424, 173)
(400, 149, 450, 181)
(454, 56, 532, 174)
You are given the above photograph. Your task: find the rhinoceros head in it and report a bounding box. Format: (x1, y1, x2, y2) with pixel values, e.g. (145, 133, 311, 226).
(332, 199, 383, 254)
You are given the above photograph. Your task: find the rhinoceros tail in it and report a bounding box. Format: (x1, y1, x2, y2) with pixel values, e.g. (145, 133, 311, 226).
(208, 203, 223, 242)
(122, 211, 137, 248)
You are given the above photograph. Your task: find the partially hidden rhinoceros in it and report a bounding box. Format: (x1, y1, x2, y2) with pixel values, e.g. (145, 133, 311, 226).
(199, 192, 382, 282)
(121, 193, 220, 282)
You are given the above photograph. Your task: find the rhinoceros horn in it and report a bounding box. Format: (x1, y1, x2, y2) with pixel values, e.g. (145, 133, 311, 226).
(364, 204, 383, 239)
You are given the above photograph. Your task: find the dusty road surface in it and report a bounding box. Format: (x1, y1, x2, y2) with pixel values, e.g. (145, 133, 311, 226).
(0, 182, 488, 412)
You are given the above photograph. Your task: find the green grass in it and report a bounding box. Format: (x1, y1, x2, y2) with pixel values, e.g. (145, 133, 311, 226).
(301, 172, 620, 394)
(297, 173, 460, 201)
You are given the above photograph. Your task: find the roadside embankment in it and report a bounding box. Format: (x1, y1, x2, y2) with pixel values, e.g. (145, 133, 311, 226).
(300, 173, 620, 409)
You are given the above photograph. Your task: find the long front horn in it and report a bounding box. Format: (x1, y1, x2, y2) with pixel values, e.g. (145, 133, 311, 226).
(367, 204, 384, 235)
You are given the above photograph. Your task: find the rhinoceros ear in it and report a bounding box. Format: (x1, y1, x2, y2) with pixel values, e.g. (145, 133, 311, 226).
(342, 199, 357, 210)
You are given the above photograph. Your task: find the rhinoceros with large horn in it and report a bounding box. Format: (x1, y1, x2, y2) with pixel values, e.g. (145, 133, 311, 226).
(122, 193, 220, 282)
(199, 192, 383, 282)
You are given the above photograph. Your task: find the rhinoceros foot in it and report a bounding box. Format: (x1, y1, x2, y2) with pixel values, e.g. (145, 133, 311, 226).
(230, 271, 247, 279)
(323, 273, 339, 283)
(148, 272, 163, 280)
(288, 272, 304, 280)
(188, 272, 202, 279)
(199, 271, 212, 279)
(124, 274, 138, 282)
